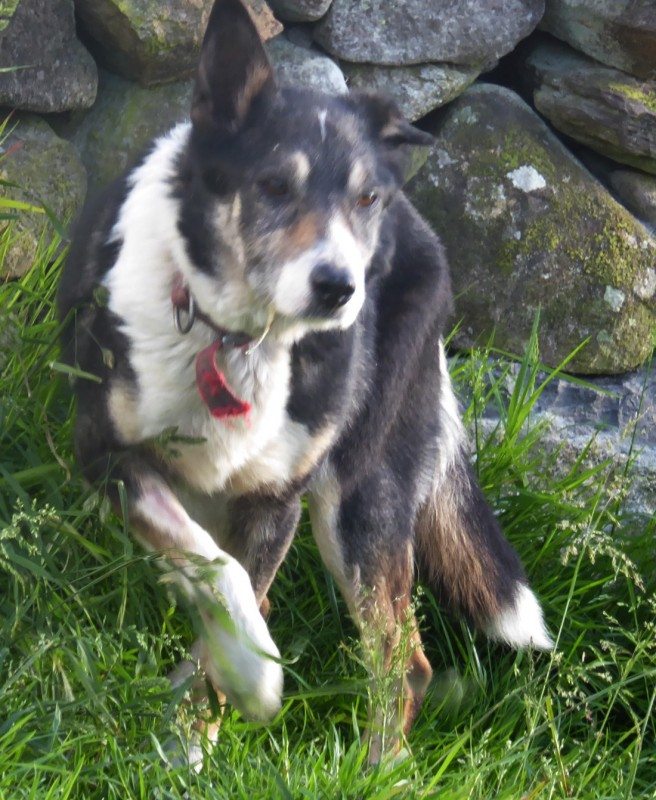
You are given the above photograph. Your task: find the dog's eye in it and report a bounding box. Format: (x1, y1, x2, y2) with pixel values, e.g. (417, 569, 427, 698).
(259, 177, 291, 199)
(356, 192, 378, 209)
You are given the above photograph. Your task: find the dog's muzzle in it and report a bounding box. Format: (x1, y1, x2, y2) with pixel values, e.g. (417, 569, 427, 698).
(311, 263, 355, 313)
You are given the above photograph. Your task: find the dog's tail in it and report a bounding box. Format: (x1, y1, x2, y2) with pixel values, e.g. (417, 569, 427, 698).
(415, 343, 552, 650)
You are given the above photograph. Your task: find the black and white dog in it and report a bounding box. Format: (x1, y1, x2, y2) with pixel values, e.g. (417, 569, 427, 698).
(59, 0, 551, 764)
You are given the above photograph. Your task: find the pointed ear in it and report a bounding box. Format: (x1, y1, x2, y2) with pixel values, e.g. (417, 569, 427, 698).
(358, 93, 434, 147)
(191, 0, 275, 138)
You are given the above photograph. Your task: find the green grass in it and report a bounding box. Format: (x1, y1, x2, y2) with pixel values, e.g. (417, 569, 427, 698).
(0, 227, 655, 799)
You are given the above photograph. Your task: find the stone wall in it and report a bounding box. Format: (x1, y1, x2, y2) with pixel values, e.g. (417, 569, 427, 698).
(0, 0, 654, 378)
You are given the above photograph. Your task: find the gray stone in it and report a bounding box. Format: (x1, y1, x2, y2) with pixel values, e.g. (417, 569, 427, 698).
(243, 0, 285, 39)
(314, 0, 544, 67)
(74, 0, 281, 87)
(285, 25, 315, 50)
(610, 170, 656, 234)
(0, 0, 97, 112)
(0, 116, 87, 278)
(343, 62, 478, 122)
(524, 39, 656, 175)
(53, 71, 194, 193)
(476, 363, 656, 517)
(266, 36, 347, 94)
(268, 0, 332, 23)
(541, 0, 656, 80)
(407, 84, 656, 375)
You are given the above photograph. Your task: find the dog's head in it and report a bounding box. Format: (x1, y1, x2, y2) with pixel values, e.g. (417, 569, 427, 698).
(177, 0, 432, 337)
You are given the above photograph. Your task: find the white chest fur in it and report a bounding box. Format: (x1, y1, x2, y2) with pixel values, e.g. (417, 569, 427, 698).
(103, 123, 327, 497)
(164, 343, 297, 494)
(108, 323, 324, 495)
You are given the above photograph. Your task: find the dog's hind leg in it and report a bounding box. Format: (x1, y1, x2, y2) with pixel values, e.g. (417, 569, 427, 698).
(308, 465, 433, 764)
(415, 342, 552, 650)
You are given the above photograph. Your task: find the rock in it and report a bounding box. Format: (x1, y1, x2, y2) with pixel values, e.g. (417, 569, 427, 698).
(610, 170, 656, 234)
(477, 363, 656, 517)
(541, 0, 656, 80)
(0, 0, 97, 112)
(524, 39, 656, 175)
(343, 62, 478, 122)
(285, 25, 315, 49)
(314, 0, 544, 67)
(243, 0, 285, 39)
(407, 84, 656, 375)
(268, 0, 332, 23)
(0, 116, 87, 278)
(266, 35, 347, 94)
(53, 71, 194, 194)
(74, 0, 281, 87)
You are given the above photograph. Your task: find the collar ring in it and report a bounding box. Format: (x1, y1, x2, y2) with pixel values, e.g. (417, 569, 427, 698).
(173, 293, 196, 335)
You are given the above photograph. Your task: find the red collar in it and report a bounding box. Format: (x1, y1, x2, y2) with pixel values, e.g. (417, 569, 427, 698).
(171, 275, 252, 419)
(195, 340, 251, 419)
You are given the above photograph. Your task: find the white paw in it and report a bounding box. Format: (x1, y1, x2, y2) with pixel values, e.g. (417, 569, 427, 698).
(162, 730, 205, 774)
(196, 557, 283, 722)
(486, 583, 553, 650)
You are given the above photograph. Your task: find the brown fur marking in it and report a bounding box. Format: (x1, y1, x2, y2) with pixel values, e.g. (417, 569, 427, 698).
(416, 469, 501, 625)
(354, 546, 433, 762)
(279, 212, 321, 260)
(235, 63, 273, 124)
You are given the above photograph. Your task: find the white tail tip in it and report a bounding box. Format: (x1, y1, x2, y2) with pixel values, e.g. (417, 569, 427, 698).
(487, 583, 553, 650)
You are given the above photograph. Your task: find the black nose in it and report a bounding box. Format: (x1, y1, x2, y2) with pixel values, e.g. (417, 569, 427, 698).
(311, 263, 355, 311)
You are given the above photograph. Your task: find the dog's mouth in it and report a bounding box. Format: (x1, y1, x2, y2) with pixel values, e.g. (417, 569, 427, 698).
(272, 297, 364, 336)
(237, 280, 359, 340)
(263, 270, 364, 333)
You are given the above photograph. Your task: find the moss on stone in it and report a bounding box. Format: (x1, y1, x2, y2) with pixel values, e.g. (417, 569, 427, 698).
(497, 129, 559, 183)
(408, 84, 656, 374)
(61, 71, 193, 191)
(0, 115, 86, 278)
(608, 80, 656, 114)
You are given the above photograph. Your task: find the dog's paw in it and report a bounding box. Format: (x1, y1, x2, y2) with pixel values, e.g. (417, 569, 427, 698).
(196, 557, 283, 722)
(486, 582, 553, 650)
(161, 729, 205, 774)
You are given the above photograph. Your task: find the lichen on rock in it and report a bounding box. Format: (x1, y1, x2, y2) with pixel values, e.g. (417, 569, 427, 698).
(540, 0, 656, 80)
(407, 84, 656, 375)
(314, 0, 544, 67)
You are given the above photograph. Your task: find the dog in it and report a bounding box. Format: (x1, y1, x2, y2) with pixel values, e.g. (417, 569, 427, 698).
(58, 0, 552, 765)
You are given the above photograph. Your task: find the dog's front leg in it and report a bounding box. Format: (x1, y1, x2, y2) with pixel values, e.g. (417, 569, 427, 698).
(127, 471, 284, 723)
(166, 489, 301, 766)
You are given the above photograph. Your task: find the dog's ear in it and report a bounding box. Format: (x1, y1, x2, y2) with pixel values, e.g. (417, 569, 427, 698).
(358, 93, 434, 147)
(191, 0, 275, 138)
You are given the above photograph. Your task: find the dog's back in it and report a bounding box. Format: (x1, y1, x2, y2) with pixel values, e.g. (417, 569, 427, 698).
(59, 0, 551, 766)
